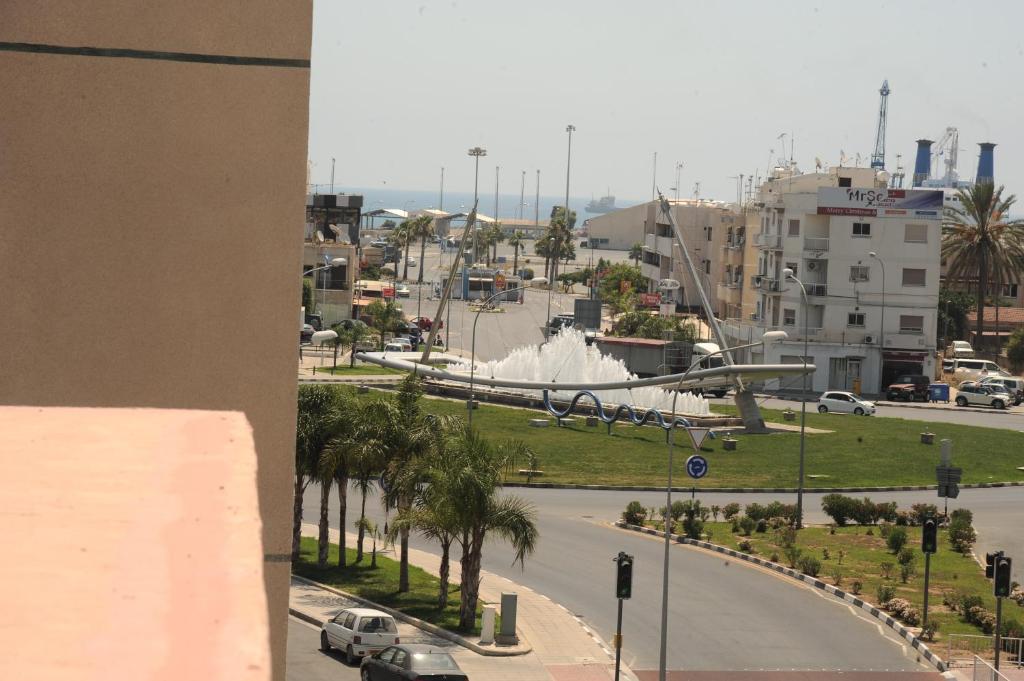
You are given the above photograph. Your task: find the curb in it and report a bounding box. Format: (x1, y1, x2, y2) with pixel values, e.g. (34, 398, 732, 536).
(614, 521, 947, 673)
(504, 480, 1024, 494)
(290, 574, 531, 657)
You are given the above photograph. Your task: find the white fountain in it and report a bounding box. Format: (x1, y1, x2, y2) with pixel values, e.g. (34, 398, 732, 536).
(451, 328, 711, 416)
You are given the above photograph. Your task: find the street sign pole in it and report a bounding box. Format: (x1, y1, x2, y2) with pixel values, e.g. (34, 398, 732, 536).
(613, 551, 632, 681)
(923, 552, 931, 626)
(995, 596, 1003, 670)
(614, 597, 624, 681)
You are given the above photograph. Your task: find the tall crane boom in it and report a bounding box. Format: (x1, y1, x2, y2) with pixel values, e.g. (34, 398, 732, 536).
(870, 79, 890, 170)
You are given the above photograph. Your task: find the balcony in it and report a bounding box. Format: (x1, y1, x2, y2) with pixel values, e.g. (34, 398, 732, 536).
(756, 232, 782, 249)
(756, 276, 781, 293)
(804, 237, 829, 252)
(805, 283, 828, 297)
(724, 235, 746, 250)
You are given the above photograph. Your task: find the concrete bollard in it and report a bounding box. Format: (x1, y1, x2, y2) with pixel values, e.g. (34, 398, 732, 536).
(479, 605, 496, 645)
(497, 592, 518, 645)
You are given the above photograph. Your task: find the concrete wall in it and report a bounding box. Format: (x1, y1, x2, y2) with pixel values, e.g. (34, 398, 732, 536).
(0, 4, 313, 679)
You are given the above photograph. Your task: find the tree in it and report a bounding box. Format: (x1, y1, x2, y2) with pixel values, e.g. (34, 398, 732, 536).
(390, 222, 413, 281)
(612, 310, 697, 340)
(1007, 327, 1024, 371)
(406, 215, 435, 284)
(302, 277, 315, 313)
(346, 323, 371, 367)
(942, 182, 1024, 350)
(534, 233, 553, 284)
(344, 398, 388, 562)
(293, 385, 342, 561)
(599, 262, 647, 301)
(316, 392, 355, 568)
(629, 242, 644, 266)
(484, 223, 506, 266)
(443, 428, 539, 631)
(547, 207, 576, 283)
(937, 288, 974, 347)
(365, 299, 404, 350)
(508, 230, 527, 275)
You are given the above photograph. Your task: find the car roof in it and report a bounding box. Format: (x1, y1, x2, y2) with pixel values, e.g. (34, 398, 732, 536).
(826, 391, 855, 396)
(344, 607, 394, 617)
(393, 643, 451, 654)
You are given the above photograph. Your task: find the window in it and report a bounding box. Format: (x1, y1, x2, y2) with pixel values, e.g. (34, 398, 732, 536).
(902, 268, 926, 287)
(788, 219, 800, 236)
(378, 648, 396, 664)
(1003, 283, 1019, 297)
(899, 315, 924, 333)
(852, 222, 871, 237)
(783, 308, 796, 326)
(392, 650, 409, 669)
(848, 313, 865, 327)
(786, 262, 798, 276)
(706, 226, 712, 241)
(904, 223, 928, 243)
(849, 265, 870, 282)
(343, 613, 356, 629)
(838, 176, 852, 187)
(704, 259, 711, 274)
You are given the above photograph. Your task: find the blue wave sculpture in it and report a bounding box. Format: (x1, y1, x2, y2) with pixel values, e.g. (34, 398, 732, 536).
(542, 389, 715, 443)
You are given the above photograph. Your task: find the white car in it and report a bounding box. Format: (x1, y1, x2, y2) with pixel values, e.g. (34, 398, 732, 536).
(395, 284, 411, 298)
(383, 339, 412, 353)
(956, 384, 1009, 409)
(947, 340, 975, 358)
(406, 257, 417, 267)
(320, 608, 400, 665)
(816, 391, 876, 416)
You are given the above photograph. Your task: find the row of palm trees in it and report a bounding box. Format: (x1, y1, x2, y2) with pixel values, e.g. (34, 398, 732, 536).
(533, 207, 576, 283)
(942, 182, 1024, 348)
(293, 377, 539, 631)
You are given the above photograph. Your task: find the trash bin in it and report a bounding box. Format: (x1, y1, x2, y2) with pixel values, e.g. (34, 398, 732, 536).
(929, 383, 949, 403)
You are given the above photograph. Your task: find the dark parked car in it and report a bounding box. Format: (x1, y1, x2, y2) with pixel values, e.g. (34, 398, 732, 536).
(360, 644, 468, 681)
(300, 323, 315, 344)
(885, 374, 930, 401)
(305, 313, 323, 331)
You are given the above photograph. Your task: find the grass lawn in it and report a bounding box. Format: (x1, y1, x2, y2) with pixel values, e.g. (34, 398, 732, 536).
(326, 386, 1024, 488)
(644, 521, 1020, 639)
(293, 537, 488, 634)
(312, 365, 406, 376)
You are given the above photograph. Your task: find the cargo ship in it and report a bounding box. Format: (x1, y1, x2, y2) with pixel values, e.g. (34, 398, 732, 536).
(585, 194, 617, 214)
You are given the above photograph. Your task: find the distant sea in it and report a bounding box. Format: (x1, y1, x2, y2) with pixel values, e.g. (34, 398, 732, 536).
(311, 185, 643, 222)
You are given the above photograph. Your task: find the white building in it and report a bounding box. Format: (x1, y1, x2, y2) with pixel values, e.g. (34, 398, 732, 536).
(722, 167, 943, 395)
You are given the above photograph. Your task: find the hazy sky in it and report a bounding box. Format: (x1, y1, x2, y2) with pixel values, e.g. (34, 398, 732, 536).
(308, 0, 1024, 204)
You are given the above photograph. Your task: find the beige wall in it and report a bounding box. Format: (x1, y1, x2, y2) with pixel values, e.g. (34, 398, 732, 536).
(585, 203, 647, 250)
(0, 4, 312, 679)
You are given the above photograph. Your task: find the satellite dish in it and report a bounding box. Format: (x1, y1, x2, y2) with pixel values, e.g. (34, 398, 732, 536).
(658, 278, 681, 291)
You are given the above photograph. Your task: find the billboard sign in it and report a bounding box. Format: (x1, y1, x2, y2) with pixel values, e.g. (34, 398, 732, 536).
(817, 188, 943, 219)
(640, 292, 661, 307)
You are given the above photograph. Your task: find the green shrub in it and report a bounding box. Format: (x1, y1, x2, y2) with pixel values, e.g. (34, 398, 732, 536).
(877, 583, 896, 603)
(921, 620, 939, 642)
(738, 516, 756, 536)
(879, 522, 893, 539)
(895, 511, 910, 526)
(950, 508, 973, 525)
(755, 518, 768, 533)
(851, 580, 863, 595)
(722, 503, 741, 520)
(821, 494, 855, 526)
(831, 568, 843, 586)
(949, 520, 977, 554)
(623, 501, 646, 525)
(900, 563, 916, 583)
(784, 546, 802, 568)
(909, 503, 938, 526)
(897, 547, 916, 566)
(879, 561, 895, 579)
(822, 547, 831, 560)
(710, 505, 721, 521)
(682, 516, 704, 540)
(745, 503, 768, 521)
(797, 555, 822, 577)
(887, 527, 908, 553)
(738, 539, 753, 553)
(875, 502, 898, 523)
(958, 593, 984, 615)
(773, 526, 797, 549)
(770, 551, 780, 563)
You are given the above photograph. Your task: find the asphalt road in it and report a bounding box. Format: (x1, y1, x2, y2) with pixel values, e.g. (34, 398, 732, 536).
(303, 484, 934, 673)
(287, 616, 359, 681)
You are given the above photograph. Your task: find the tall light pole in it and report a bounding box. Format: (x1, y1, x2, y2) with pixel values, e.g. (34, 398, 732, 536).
(555, 124, 575, 285)
(495, 165, 500, 223)
(674, 162, 683, 201)
(870, 252, 886, 394)
(783, 268, 809, 529)
(439, 166, 445, 212)
(468, 286, 528, 425)
(330, 157, 335, 194)
(468, 147, 487, 266)
(651, 151, 658, 201)
(519, 170, 526, 221)
(657, 331, 788, 681)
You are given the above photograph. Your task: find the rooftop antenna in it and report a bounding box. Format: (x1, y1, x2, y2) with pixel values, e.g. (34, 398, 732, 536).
(870, 79, 890, 170)
(892, 153, 905, 188)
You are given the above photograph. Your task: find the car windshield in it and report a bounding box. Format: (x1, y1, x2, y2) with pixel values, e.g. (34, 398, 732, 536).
(358, 616, 397, 633)
(410, 652, 459, 670)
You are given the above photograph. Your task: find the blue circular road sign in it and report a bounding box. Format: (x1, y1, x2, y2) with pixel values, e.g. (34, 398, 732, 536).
(686, 454, 708, 480)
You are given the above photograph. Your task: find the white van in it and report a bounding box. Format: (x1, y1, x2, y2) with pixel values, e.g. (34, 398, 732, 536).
(952, 358, 1010, 381)
(689, 342, 728, 398)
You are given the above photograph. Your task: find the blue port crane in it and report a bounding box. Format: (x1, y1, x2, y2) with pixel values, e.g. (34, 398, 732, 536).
(870, 79, 890, 170)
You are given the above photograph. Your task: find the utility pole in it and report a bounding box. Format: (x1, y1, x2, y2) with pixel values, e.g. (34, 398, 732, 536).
(439, 166, 445, 211)
(651, 151, 657, 201)
(534, 169, 540, 230)
(613, 552, 633, 681)
(330, 157, 335, 194)
(468, 147, 487, 266)
(519, 170, 526, 221)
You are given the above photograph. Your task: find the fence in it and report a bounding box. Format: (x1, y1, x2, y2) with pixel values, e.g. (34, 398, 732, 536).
(946, 634, 1024, 669)
(967, 655, 1013, 681)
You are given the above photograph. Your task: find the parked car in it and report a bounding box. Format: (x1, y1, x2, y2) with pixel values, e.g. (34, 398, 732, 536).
(406, 257, 417, 267)
(947, 340, 975, 358)
(320, 608, 400, 665)
(300, 323, 315, 344)
(951, 358, 1010, 381)
(955, 384, 1009, 410)
(817, 391, 876, 415)
(305, 313, 323, 331)
(979, 376, 1024, 405)
(383, 342, 407, 353)
(942, 359, 955, 374)
(360, 644, 468, 681)
(396, 284, 411, 298)
(885, 374, 930, 402)
(548, 314, 576, 337)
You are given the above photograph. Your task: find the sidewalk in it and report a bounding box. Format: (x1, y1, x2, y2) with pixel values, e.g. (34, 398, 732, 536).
(293, 523, 630, 681)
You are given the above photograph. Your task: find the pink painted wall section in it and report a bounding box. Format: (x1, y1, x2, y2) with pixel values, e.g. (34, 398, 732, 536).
(0, 407, 269, 681)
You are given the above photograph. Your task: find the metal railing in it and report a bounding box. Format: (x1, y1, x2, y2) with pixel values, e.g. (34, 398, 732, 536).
(758, 277, 781, 292)
(969, 656, 1012, 681)
(947, 635, 1024, 670)
(804, 237, 830, 252)
(806, 283, 828, 297)
(756, 232, 782, 249)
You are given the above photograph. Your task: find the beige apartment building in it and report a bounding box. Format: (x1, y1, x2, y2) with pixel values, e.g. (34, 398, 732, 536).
(1, 3, 312, 678)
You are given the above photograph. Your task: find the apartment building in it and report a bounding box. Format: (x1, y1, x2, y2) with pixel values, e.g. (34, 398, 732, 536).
(722, 166, 944, 394)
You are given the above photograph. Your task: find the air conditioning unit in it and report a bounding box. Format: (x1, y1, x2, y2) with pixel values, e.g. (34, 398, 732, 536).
(864, 335, 875, 344)
(807, 261, 818, 271)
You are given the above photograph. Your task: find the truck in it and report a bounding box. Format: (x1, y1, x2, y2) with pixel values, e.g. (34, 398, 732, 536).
(689, 342, 728, 398)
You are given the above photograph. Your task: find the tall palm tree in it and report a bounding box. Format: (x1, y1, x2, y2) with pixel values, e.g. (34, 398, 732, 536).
(293, 385, 342, 561)
(316, 392, 355, 568)
(392, 221, 414, 281)
(548, 207, 575, 284)
(508, 230, 526, 275)
(629, 242, 643, 266)
(347, 323, 371, 367)
(943, 182, 1024, 348)
(365, 299, 404, 350)
(409, 215, 435, 284)
(534, 233, 552, 283)
(444, 428, 539, 631)
(485, 223, 506, 266)
(346, 399, 387, 562)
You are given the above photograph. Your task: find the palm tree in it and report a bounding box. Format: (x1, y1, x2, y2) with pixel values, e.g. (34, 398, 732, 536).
(444, 428, 539, 631)
(629, 242, 643, 266)
(347, 399, 387, 562)
(548, 207, 575, 284)
(392, 221, 414, 281)
(293, 385, 342, 561)
(943, 182, 1024, 348)
(347, 323, 371, 367)
(408, 215, 435, 284)
(485, 223, 506, 266)
(365, 299, 404, 350)
(315, 392, 355, 568)
(508, 230, 526, 275)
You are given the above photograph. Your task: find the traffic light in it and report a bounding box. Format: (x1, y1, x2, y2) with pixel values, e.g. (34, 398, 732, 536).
(995, 556, 1013, 598)
(615, 552, 633, 600)
(921, 517, 938, 554)
(986, 552, 1000, 579)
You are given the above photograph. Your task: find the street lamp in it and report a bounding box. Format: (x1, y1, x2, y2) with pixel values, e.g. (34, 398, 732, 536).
(546, 125, 574, 339)
(782, 267, 809, 529)
(869, 252, 886, 394)
(657, 330, 787, 681)
(468, 286, 528, 425)
(468, 147, 487, 265)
